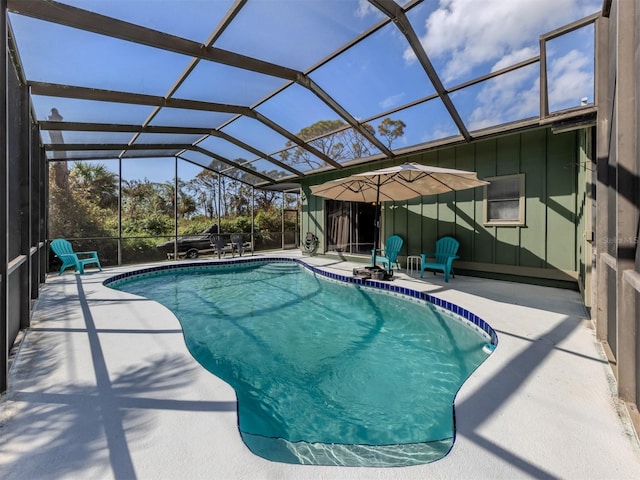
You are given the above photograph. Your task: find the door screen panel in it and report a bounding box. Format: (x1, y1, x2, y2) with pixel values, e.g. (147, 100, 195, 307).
(326, 200, 375, 254)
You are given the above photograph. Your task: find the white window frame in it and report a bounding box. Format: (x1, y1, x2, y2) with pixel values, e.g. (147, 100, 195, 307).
(483, 174, 526, 226)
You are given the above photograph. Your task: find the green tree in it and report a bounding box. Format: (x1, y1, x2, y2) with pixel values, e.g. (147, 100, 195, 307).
(282, 119, 398, 169)
(158, 180, 197, 219)
(49, 161, 117, 239)
(69, 161, 118, 209)
(255, 189, 279, 211)
(121, 179, 175, 235)
(377, 117, 406, 148)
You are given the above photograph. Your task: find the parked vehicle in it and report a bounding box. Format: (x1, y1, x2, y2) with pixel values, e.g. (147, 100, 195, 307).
(156, 225, 218, 259)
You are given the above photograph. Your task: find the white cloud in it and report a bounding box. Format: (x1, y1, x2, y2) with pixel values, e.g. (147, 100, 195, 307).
(379, 92, 406, 110)
(467, 66, 539, 130)
(355, 0, 378, 18)
(491, 47, 537, 72)
(547, 49, 592, 108)
(409, 0, 600, 83)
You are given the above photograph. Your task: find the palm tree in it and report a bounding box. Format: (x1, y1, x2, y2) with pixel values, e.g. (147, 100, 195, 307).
(69, 161, 118, 209)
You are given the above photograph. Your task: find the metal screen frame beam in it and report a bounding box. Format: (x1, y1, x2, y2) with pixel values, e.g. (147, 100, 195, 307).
(299, 76, 393, 158)
(30, 82, 251, 115)
(40, 121, 218, 135)
(614, 0, 638, 405)
(249, 111, 342, 169)
(205, 129, 304, 177)
(129, 0, 247, 154)
(1, 0, 8, 393)
(16, 70, 30, 332)
(14, 1, 373, 169)
(33, 82, 341, 173)
(369, 0, 471, 142)
(8, 0, 299, 81)
(190, 146, 276, 184)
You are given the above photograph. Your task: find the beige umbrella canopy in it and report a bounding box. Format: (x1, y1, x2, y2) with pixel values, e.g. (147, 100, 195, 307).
(310, 162, 489, 203)
(310, 162, 489, 267)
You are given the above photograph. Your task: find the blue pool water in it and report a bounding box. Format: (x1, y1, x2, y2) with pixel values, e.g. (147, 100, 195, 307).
(108, 260, 493, 467)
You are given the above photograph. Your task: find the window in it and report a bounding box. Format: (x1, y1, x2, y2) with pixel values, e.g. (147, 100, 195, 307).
(483, 174, 525, 225)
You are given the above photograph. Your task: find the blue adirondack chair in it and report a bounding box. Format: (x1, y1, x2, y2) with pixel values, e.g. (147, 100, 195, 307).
(420, 237, 460, 282)
(371, 235, 404, 271)
(50, 238, 102, 275)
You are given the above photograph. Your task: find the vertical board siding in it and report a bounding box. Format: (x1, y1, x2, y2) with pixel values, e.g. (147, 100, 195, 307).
(392, 201, 408, 256)
(496, 135, 521, 175)
(301, 127, 582, 279)
(474, 139, 497, 264)
(495, 228, 519, 265)
(437, 149, 457, 240)
(420, 151, 439, 250)
(520, 129, 547, 268)
(304, 186, 325, 252)
(454, 144, 478, 262)
(406, 196, 423, 257)
(546, 131, 577, 270)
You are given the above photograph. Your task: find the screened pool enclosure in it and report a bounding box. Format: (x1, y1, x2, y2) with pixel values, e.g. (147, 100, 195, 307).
(6, 0, 600, 262)
(1, 0, 639, 442)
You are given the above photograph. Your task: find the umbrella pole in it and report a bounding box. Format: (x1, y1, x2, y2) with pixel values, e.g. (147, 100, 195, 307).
(372, 180, 381, 270)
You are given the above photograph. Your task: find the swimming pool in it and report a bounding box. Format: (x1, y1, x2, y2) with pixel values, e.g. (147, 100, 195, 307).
(105, 258, 497, 467)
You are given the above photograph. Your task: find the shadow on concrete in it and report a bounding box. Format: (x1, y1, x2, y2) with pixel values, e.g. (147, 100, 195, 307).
(0, 276, 236, 479)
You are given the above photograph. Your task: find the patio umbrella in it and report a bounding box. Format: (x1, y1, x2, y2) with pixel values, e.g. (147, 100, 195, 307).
(310, 162, 489, 268)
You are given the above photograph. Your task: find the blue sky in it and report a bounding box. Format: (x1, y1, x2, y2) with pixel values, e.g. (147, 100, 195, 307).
(9, 0, 600, 183)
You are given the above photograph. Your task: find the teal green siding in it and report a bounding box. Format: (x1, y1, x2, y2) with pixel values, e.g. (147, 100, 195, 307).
(545, 130, 577, 270)
(520, 128, 547, 268)
(436, 148, 456, 241)
(301, 126, 584, 282)
(405, 196, 422, 257)
(473, 140, 497, 264)
(453, 143, 477, 262)
(420, 150, 439, 251)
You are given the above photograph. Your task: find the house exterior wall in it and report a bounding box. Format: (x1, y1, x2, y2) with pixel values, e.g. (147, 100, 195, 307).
(302, 126, 586, 287)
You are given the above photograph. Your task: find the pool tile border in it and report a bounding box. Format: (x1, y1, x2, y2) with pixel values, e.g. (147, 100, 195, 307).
(104, 257, 498, 347)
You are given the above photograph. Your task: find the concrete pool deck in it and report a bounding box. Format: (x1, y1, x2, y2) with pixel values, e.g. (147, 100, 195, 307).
(1, 251, 639, 479)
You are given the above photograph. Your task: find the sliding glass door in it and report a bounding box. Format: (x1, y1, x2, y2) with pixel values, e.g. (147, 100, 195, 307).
(325, 200, 376, 255)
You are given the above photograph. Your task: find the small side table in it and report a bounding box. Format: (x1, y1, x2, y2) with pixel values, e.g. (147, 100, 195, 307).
(406, 255, 421, 275)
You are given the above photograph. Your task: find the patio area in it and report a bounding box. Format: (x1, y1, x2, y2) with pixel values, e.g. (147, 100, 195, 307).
(1, 251, 639, 480)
